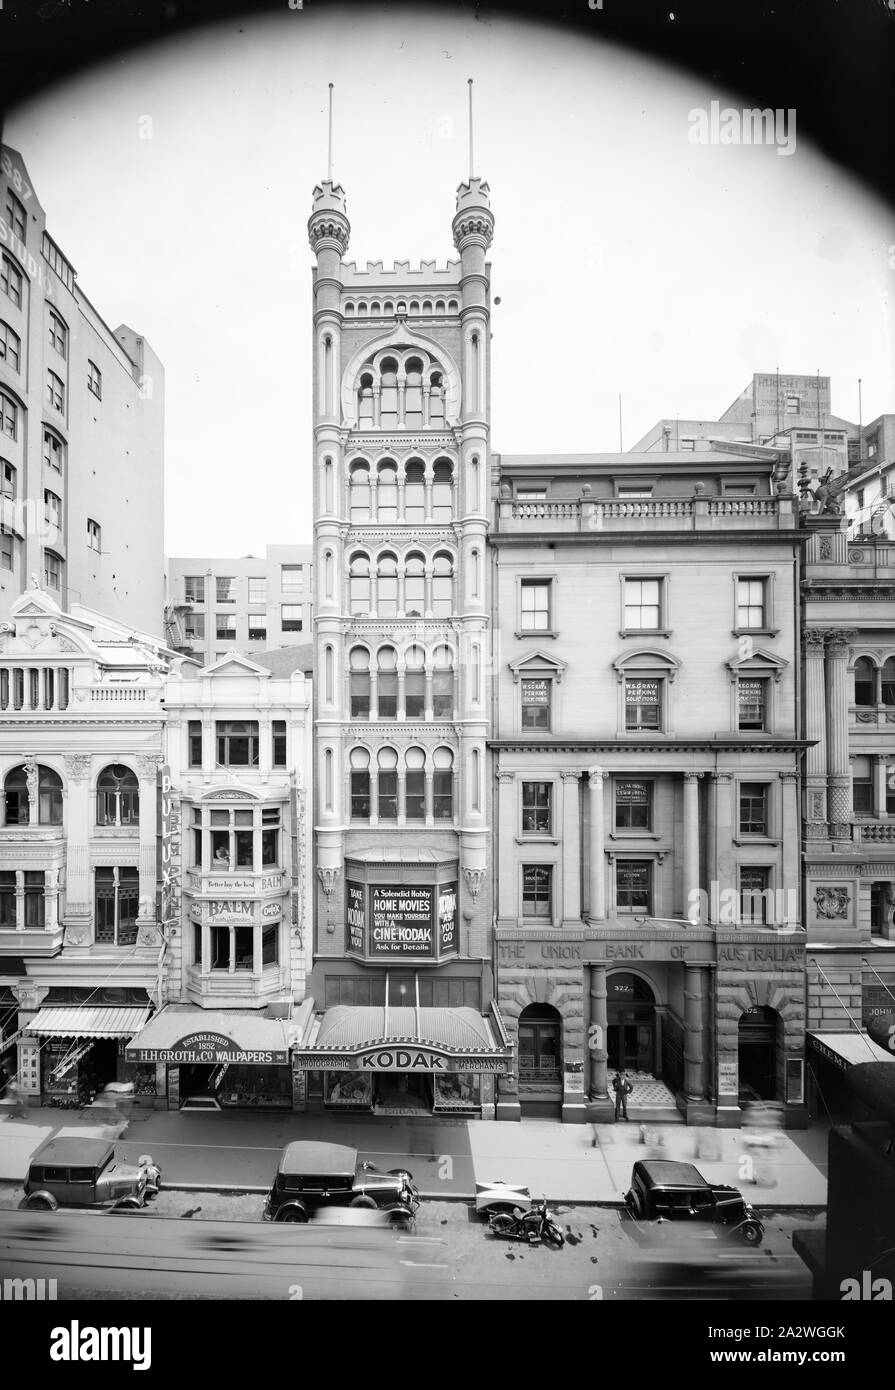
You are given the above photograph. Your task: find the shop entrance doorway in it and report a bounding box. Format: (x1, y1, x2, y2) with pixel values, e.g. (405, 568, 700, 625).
(607, 973, 655, 1073)
(178, 1063, 221, 1110)
(738, 1006, 778, 1101)
(373, 1073, 433, 1113)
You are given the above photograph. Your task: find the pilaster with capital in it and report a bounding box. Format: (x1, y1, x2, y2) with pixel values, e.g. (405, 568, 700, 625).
(560, 771, 582, 923)
(588, 964, 609, 1102)
(803, 627, 828, 835)
(682, 772, 702, 921)
(587, 767, 606, 922)
(136, 757, 162, 920)
(826, 628, 857, 836)
(496, 770, 516, 926)
(682, 965, 709, 1100)
(707, 773, 733, 923)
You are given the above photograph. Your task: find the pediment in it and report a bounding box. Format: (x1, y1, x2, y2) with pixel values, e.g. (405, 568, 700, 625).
(202, 653, 270, 679)
(612, 647, 682, 683)
(726, 646, 789, 683)
(508, 649, 568, 684)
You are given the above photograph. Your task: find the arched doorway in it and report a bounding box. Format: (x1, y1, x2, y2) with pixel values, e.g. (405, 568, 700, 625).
(517, 1004, 562, 1118)
(738, 1006, 778, 1101)
(607, 973, 655, 1073)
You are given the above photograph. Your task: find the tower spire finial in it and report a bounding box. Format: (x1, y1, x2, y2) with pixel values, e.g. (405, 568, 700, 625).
(327, 83, 334, 183)
(468, 78, 475, 181)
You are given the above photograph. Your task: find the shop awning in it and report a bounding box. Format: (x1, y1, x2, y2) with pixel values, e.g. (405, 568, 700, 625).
(25, 1006, 152, 1039)
(125, 1005, 290, 1065)
(807, 1031, 895, 1072)
(293, 1004, 514, 1073)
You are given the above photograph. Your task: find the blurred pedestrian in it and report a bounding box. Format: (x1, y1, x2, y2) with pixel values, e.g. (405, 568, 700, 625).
(613, 1069, 633, 1121)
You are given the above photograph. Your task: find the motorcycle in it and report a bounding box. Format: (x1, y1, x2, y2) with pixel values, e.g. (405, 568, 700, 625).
(488, 1197, 565, 1247)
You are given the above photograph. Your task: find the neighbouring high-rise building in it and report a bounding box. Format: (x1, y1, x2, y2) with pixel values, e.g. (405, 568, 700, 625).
(0, 145, 165, 638)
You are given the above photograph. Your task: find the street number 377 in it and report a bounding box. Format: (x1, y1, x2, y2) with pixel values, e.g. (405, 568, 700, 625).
(1, 152, 33, 202)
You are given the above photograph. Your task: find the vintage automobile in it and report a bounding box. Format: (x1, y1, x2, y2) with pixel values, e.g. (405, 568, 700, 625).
(22, 1137, 161, 1212)
(623, 1159, 764, 1246)
(263, 1141, 420, 1226)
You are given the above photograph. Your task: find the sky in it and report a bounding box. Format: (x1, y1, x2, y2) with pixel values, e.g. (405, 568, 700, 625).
(7, 3, 894, 556)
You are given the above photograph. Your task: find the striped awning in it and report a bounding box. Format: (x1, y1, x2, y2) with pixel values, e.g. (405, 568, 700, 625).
(25, 1006, 152, 1039)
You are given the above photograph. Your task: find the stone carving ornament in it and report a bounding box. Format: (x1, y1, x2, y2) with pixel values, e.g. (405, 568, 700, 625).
(64, 754, 92, 781)
(814, 886, 850, 919)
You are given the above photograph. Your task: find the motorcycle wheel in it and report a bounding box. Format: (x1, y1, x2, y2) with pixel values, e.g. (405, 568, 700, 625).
(489, 1214, 516, 1237)
(544, 1222, 565, 1248)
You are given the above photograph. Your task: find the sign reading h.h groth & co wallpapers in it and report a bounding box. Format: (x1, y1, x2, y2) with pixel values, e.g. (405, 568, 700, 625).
(129, 1031, 289, 1066)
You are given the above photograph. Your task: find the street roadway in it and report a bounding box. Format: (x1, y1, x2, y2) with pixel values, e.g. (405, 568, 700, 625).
(0, 1197, 817, 1301)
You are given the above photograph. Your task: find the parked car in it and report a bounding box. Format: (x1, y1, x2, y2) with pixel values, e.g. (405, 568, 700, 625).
(22, 1137, 161, 1212)
(623, 1159, 764, 1245)
(263, 1141, 419, 1226)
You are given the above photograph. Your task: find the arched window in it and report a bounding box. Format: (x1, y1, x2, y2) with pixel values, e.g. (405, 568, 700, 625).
(324, 548, 334, 601)
(349, 553, 371, 616)
(432, 460, 453, 523)
(377, 553, 398, 618)
(448, 299, 459, 313)
(470, 547, 481, 600)
(349, 461, 371, 523)
(433, 746, 454, 821)
(432, 552, 454, 618)
(435, 299, 446, 314)
(404, 552, 426, 617)
(854, 656, 876, 706)
(345, 302, 355, 316)
(432, 645, 454, 718)
(96, 764, 139, 826)
(470, 747, 481, 813)
(377, 460, 398, 523)
(377, 646, 398, 719)
(349, 646, 371, 718)
(882, 656, 895, 705)
(405, 358, 423, 428)
(422, 300, 433, 313)
(323, 458, 334, 512)
(324, 748, 334, 813)
(380, 358, 398, 428)
(377, 747, 399, 821)
(405, 746, 426, 822)
(324, 644, 335, 704)
(5, 763, 63, 826)
(358, 373, 374, 426)
(429, 371, 445, 426)
(350, 748, 371, 820)
(405, 644, 426, 718)
(404, 461, 425, 523)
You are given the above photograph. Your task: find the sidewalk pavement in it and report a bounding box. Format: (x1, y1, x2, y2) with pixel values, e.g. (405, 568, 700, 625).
(0, 1102, 829, 1206)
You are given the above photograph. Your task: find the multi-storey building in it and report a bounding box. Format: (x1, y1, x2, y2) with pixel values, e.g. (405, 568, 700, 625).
(123, 650, 313, 1111)
(165, 546, 313, 663)
(800, 514, 895, 1115)
(0, 586, 169, 1107)
(843, 416, 895, 541)
(294, 175, 511, 1117)
(1, 145, 165, 638)
(490, 451, 810, 1125)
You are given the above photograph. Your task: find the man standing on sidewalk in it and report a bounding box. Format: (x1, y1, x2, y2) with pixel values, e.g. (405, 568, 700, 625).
(613, 1069, 633, 1121)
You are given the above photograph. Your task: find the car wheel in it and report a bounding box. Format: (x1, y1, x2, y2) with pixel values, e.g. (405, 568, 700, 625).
(277, 1206, 309, 1223)
(627, 1191, 644, 1219)
(349, 1195, 378, 1209)
(738, 1221, 763, 1246)
(116, 1197, 143, 1210)
(26, 1192, 58, 1212)
(489, 1214, 516, 1236)
(384, 1206, 413, 1227)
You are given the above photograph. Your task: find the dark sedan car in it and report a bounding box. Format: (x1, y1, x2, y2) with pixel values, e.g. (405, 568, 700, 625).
(624, 1159, 764, 1245)
(263, 1141, 420, 1225)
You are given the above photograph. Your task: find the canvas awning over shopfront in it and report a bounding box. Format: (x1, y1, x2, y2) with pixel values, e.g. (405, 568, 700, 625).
(25, 1006, 152, 1039)
(125, 1005, 290, 1065)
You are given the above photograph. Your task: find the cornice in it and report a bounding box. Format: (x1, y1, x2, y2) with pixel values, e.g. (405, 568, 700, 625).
(489, 738, 812, 753)
(490, 531, 803, 549)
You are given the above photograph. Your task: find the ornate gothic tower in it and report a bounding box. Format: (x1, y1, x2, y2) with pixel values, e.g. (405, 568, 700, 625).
(306, 166, 503, 1116)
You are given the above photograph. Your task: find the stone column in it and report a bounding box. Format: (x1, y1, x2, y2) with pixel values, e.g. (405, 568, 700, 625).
(136, 756, 161, 926)
(496, 771, 516, 927)
(587, 767, 606, 922)
(804, 628, 828, 836)
(875, 755, 889, 819)
(779, 769, 800, 929)
(588, 964, 610, 1107)
(682, 771, 702, 923)
(62, 754, 93, 943)
(561, 772, 581, 923)
(682, 965, 708, 1104)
